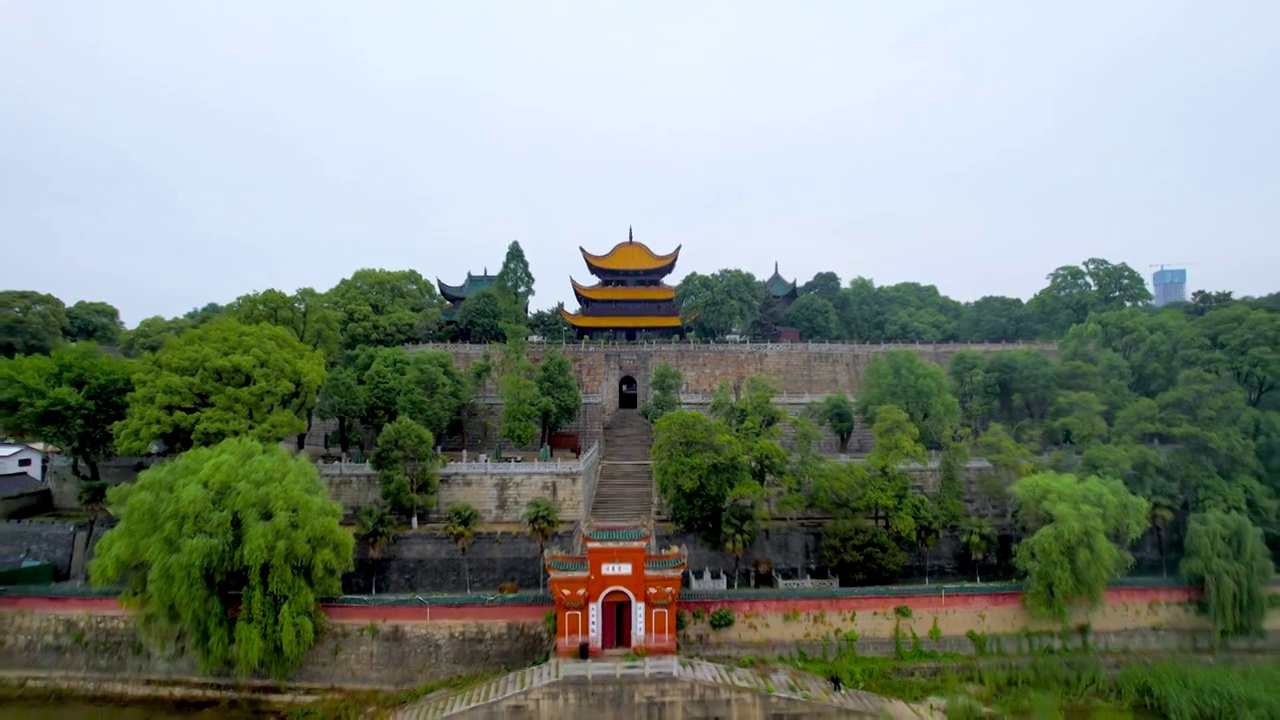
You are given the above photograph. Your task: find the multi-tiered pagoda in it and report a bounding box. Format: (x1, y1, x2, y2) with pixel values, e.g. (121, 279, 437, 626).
(560, 228, 684, 341)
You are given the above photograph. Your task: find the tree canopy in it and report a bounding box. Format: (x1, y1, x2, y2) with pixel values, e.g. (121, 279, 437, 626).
(65, 301, 125, 345)
(89, 438, 353, 677)
(1180, 510, 1274, 644)
(1, 290, 67, 358)
(856, 349, 960, 448)
(113, 318, 327, 455)
(0, 343, 134, 480)
(326, 268, 443, 349)
(371, 417, 439, 529)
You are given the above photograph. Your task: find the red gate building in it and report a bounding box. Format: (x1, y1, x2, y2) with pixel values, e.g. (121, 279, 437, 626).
(546, 522, 687, 656)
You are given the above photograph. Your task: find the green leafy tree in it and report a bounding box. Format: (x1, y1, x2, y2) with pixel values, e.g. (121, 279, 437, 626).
(722, 502, 759, 588)
(1011, 472, 1150, 623)
(444, 502, 482, 593)
(676, 270, 765, 339)
(1, 290, 67, 358)
(1180, 510, 1274, 645)
(495, 240, 535, 301)
(801, 271, 843, 301)
(819, 520, 904, 586)
(784, 294, 840, 341)
(838, 277, 884, 342)
(651, 410, 749, 542)
(949, 350, 997, 436)
(316, 366, 365, 454)
(958, 296, 1029, 343)
(355, 506, 397, 594)
(113, 318, 327, 455)
(862, 406, 926, 538)
(402, 350, 468, 441)
(228, 288, 340, 361)
(961, 517, 996, 583)
(326, 268, 443, 349)
(120, 315, 191, 358)
(905, 494, 946, 584)
(984, 349, 1059, 424)
(814, 392, 857, 453)
(89, 438, 353, 677)
(371, 418, 439, 530)
(534, 349, 581, 446)
(640, 362, 683, 423)
(522, 498, 560, 592)
(527, 303, 571, 341)
(457, 288, 508, 343)
(495, 328, 540, 450)
(856, 350, 960, 447)
(65, 301, 124, 345)
(1198, 304, 1279, 407)
(1046, 390, 1108, 447)
(0, 343, 134, 481)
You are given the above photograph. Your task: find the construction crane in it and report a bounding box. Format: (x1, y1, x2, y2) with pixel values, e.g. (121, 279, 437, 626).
(1149, 263, 1195, 270)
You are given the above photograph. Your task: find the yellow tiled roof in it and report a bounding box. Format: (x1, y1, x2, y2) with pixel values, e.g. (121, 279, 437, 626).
(580, 241, 680, 272)
(571, 278, 676, 302)
(559, 309, 683, 328)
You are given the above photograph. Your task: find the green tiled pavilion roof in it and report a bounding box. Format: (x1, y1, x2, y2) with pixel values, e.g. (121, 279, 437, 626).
(547, 558, 587, 572)
(437, 273, 499, 302)
(585, 528, 648, 542)
(645, 557, 686, 570)
(765, 262, 797, 299)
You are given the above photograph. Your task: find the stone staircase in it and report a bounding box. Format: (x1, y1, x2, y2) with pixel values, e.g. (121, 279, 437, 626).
(391, 657, 895, 718)
(589, 410, 654, 524)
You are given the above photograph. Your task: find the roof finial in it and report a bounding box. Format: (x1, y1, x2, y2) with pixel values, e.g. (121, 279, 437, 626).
(484, 266, 488, 275)
(629, 225, 633, 243)
(774, 261, 779, 274)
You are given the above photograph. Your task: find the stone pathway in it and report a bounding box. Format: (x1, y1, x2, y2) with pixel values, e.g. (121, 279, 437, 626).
(392, 656, 910, 718)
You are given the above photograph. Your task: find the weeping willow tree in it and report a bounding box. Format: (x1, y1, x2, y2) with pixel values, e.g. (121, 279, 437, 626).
(90, 438, 354, 678)
(1180, 510, 1275, 645)
(1012, 472, 1150, 624)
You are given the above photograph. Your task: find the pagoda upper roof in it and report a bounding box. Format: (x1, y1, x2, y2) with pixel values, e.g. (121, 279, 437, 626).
(437, 272, 498, 302)
(765, 262, 798, 299)
(559, 309, 683, 329)
(580, 229, 680, 275)
(571, 278, 676, 303)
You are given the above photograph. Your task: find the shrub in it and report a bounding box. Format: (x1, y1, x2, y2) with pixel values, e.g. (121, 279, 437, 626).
(709, 608, 736, 630)
(675, 610, 688, 631)
(893, 605, 913, 619)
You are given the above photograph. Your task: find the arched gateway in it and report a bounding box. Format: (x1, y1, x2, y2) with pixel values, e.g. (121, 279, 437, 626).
(546, 522, 687, 657)
(618, 375, 639, 410)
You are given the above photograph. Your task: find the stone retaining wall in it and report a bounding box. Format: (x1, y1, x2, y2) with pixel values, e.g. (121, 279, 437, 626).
(0, 609, 548, 690)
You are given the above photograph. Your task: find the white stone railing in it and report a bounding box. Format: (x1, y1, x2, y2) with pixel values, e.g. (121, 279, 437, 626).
(777, 574, 839, 590)
(406, 341, 1055, 355)
(679, 391, 833, 405)
(688, 568, 728, 591)
(317, 443, 599, 477)
(472, 393, 602, 405)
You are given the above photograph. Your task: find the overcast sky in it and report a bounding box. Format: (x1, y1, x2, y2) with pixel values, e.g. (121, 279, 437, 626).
(2, 2, 1278, 326)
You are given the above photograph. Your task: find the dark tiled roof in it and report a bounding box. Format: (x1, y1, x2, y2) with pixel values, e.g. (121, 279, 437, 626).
(437, 273, 499, 302)
(547, 558, 587, 572)
(765, 262, 798, 298)
(586, 528, 648, 542)
(645, 557, 686, 570)
(0, 473, 43, 498)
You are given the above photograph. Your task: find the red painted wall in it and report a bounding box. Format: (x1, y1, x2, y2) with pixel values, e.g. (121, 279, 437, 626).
(679, 586, 1197, 616)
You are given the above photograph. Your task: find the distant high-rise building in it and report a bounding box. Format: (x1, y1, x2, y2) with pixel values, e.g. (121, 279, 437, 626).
(1152, 268, 1187, 307)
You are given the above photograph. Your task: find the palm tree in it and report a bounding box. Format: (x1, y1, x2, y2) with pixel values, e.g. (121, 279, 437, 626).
(77, 481, 109, 582)
(722, 504, 759, 589)
(522, 498, 559, 593)
(355, 506, 396, 594)
(961, 517, 996, 584)
(445, 502, 481, 594)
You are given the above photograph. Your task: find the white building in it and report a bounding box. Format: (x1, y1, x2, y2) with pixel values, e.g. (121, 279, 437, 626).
(0, 443, 44, 483)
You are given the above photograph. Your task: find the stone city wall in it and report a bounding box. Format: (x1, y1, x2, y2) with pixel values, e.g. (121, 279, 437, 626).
(409, 342, 1056, 419)
(679, 585, 1280, 659)
(0, 602, 549, 690)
